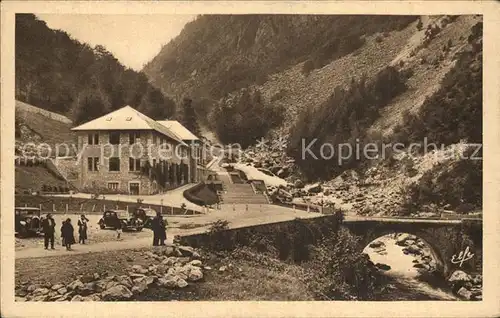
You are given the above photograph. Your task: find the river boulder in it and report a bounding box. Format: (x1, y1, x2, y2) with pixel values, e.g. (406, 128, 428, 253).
(294, 179, 305, 189)
(448, 270, 472, 284)
(375, 263, 391, 271)
(369, 241, 385, 249)
(101, 285, 133, 300)
(187, 267, 204, 282)
(403, 245, 423, 256)
(178, 246, 195, 257)
(395, 233, 411, 246)
(67, 279, 84, 291)
(457, 287, 473, 300)
(305, 183, 322, 194)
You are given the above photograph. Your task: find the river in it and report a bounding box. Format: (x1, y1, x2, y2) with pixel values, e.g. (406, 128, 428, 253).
(364, 234, 458, 300)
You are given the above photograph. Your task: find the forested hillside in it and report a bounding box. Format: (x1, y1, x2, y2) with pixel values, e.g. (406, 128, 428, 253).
(143, 14, 419, 145)
(144, 15, 417, 100)
(144, 14, 483, 214)
(15, 14, 176, 125)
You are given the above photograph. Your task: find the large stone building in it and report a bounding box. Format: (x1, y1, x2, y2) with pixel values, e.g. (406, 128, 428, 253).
(71, 106, 207, 195)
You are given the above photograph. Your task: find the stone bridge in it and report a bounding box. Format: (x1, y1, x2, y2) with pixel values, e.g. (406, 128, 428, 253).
(177, 214, 482, 278)
(343, 216, 483, 277)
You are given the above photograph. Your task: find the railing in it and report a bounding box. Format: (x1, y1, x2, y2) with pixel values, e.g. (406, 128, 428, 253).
(272, 200, 324, 213)
(15, 194, 203, 215)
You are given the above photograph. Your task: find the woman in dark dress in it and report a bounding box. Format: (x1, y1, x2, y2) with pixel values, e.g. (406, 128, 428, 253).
(61, 218, 76, 250)
(60, 220, 66, 247)
(77, 214, 90, 244)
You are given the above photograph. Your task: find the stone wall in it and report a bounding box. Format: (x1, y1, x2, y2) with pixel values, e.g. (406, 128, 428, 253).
(176, 214, 342, 260)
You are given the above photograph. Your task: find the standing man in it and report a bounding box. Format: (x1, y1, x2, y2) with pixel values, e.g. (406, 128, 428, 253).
(159, 213, 168, 246)
(152, 211, 161, 246)
(42, 213, 56, 250)
(77, 214, 90, 244)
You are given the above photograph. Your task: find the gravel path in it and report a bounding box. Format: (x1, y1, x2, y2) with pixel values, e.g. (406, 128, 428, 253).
(15, 205, 322, 259)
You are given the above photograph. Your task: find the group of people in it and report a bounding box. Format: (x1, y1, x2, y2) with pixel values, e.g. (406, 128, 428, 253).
(41, 213, 90, 251)
(41, 211, 169, 250)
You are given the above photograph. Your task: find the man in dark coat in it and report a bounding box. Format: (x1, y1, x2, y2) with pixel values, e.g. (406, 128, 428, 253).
(159, 214, 168, 246)
(78, 214, 90, 244)
(41, 213, 56, 250)
(152, 212, 161, 246)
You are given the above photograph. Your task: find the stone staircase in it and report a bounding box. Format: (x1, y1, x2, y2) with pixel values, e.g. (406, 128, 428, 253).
(218, 172, 269, 205)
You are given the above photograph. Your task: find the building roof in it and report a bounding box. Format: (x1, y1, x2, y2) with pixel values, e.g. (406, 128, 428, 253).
(157, 120, 200, 141)
(71, 106, 186, 145)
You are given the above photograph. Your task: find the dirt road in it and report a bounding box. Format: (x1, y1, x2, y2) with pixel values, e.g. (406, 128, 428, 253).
(15, 205, 323, 259)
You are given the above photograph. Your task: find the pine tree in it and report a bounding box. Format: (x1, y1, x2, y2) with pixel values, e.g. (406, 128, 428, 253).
(416, 18, 423, 31)
(180, 97, 201, 136)
(71, 88, 111, 125)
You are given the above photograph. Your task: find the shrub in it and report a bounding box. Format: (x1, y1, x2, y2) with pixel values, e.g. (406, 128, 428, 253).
(390, 34, 482, 148)
(270, 89, 289, 102)
(397, 183, 421, 216)
(302, 60, 315, 76)
(399, 158, 482, 213)
(400, 67, 414, 79)
(210, 88, 284, 148)
(416, 18, 423, 31)
(288, 66, 408, 180)
(184, 183, 219, 206)
(302, 228, 380, 300)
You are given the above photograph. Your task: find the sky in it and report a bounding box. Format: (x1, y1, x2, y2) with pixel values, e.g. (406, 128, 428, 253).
(37, 14, 196, 71)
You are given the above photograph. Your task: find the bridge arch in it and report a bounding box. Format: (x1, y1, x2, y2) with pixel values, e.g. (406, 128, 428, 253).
(362, 229, 448, 276)
(341, 219, 483, 278)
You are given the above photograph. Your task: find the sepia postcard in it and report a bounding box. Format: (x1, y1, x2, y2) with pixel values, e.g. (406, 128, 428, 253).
(1, 1, 500, 317)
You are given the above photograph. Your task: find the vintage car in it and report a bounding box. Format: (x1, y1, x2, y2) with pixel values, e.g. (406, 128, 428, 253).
(133, 208, 158, 229)
(15, 207, 43, 237)
(98, 210, 143, 231)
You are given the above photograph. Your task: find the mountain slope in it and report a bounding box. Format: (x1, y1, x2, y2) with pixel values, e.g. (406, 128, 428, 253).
(145, 15, 480, 145)
(144, 14, 482, 216)
(143, 15, 417, 101)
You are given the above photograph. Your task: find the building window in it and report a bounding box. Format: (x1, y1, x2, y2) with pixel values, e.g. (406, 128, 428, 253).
(109, 157, 120, 171)
(87, 157, 99, 171)
(107, 182, 119, 190)
(129, 132, 140, 144)
(88, 133, 99, 145)
(109, 132, 120, 145)
(129, 157, 141, 172)
(153, 134, 157, 145)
